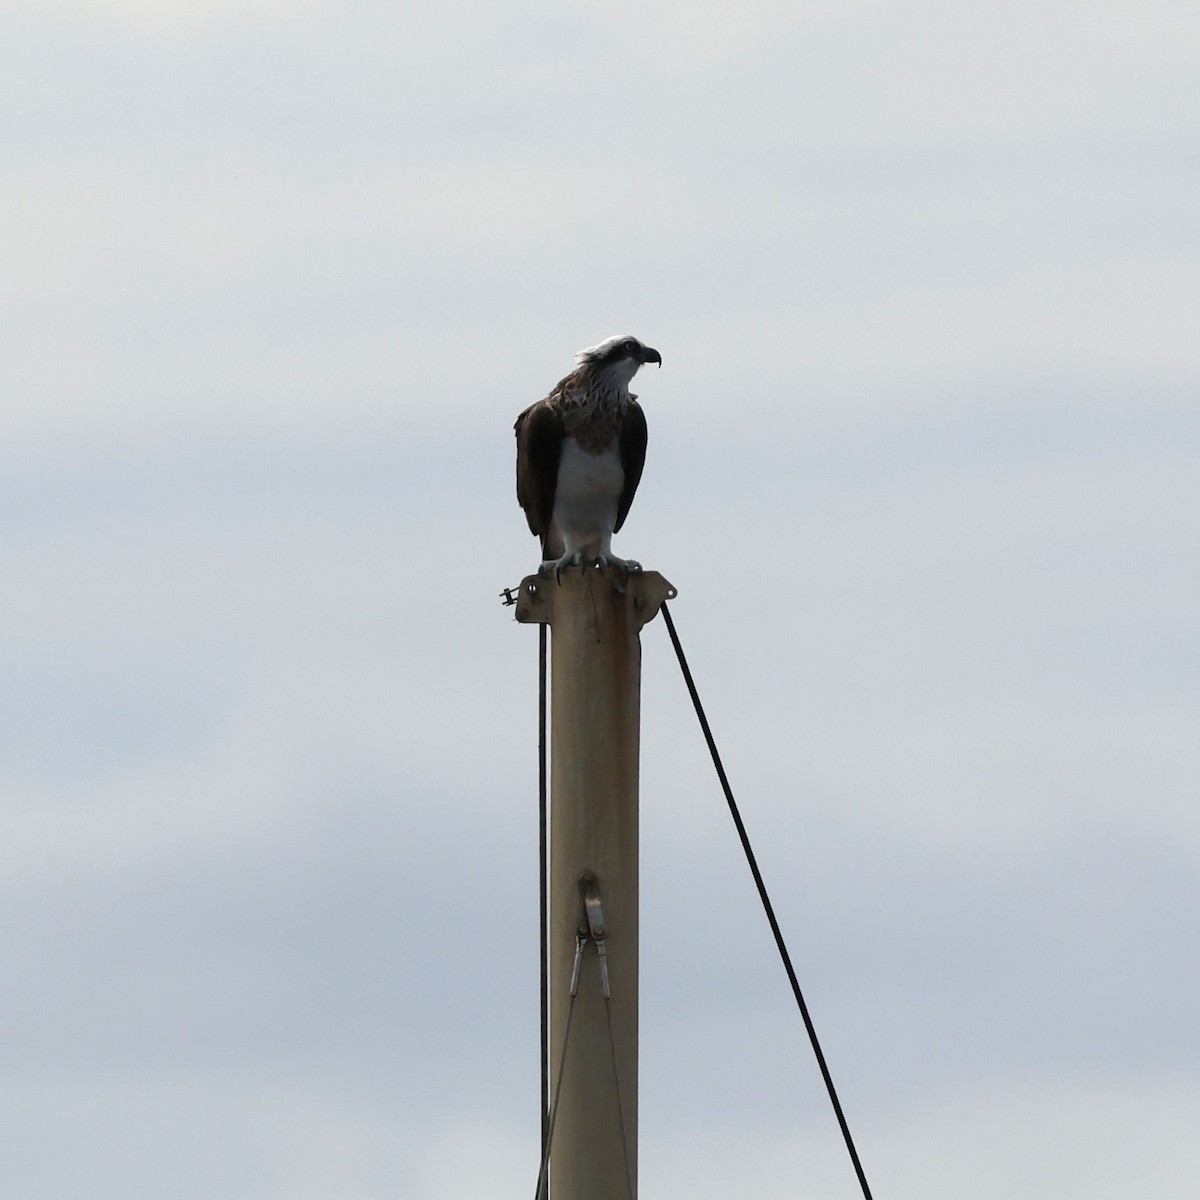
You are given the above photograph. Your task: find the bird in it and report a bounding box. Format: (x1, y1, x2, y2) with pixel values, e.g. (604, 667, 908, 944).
(515, 334, 661, 577)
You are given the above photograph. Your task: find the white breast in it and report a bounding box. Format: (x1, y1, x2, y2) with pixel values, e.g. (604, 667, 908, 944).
(550, 438, 624, 558)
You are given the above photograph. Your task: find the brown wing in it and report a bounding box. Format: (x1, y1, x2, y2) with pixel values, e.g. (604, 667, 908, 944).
(614, 399, 647, 533)
(514, 400, 564, 552)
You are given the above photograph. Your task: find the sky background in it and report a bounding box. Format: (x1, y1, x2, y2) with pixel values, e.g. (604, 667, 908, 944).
(3, 1, 1198, 1197)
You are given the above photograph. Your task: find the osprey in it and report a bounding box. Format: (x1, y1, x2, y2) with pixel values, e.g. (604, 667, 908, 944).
(515, 334, 661, 575)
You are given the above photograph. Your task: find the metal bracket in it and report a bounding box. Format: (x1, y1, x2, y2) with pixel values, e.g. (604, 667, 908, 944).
(569, 929, 587, 997)
(511, 569, 676, 630)
(579, 870, 611, 999)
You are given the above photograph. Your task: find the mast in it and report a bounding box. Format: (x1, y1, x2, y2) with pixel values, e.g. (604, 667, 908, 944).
(516, 565, 674, 1200)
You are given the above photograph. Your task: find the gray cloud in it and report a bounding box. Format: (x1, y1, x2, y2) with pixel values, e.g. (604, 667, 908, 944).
(1, 1, 1196, 1196)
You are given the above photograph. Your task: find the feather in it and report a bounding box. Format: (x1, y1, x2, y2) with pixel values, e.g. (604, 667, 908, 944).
(514, 400, 564, 555)
(615, 400, 647, 534)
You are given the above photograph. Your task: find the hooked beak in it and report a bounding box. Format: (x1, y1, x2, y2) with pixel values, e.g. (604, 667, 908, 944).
(641, 346, 662, 368)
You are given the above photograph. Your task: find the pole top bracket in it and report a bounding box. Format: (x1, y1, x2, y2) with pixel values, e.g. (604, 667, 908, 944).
(508, 566, 676, 630)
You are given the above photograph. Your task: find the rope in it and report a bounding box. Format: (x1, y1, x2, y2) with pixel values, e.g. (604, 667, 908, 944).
(603, 995, 637, 1200)
(532, 956, 635, 1200)
(538, 624, 549, 1177)
(533, 990, 578, 1200)
(659, 600, 876, 1200)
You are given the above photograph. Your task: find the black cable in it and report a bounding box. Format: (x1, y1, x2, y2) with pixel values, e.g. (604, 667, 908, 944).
(659, 601, 876, 1200)
(538, 624, 550, 1190)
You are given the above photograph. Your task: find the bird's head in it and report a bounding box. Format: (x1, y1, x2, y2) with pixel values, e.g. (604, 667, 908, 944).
(576, 335, 662, 387)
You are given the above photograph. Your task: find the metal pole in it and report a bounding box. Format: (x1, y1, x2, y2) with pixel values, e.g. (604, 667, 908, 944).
(517, 566, 674, 1200)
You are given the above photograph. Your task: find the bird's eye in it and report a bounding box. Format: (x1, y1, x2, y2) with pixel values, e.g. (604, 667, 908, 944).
(624, 340, 636, 354)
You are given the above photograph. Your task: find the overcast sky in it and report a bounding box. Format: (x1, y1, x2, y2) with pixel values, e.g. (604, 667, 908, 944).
(2, 2, 1198, 1197)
